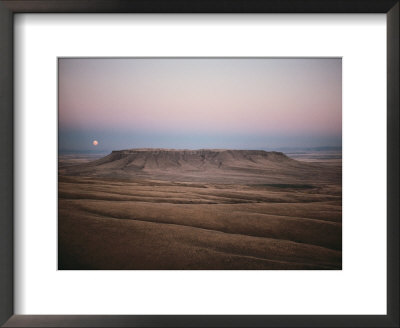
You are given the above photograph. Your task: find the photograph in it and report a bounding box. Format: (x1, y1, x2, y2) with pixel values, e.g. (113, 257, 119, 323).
(58, 58, 342, 270)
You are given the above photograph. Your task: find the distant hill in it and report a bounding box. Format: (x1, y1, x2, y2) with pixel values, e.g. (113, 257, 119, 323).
(59, 148, 341, 184)
(268, 146, 342, 152)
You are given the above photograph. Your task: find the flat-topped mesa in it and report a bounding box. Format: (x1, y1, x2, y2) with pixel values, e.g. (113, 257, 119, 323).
(104, 148, 290, 166)
(110, 148, 289, 159)
(61, 148, 340, 184)
(83, 148, 294, 173)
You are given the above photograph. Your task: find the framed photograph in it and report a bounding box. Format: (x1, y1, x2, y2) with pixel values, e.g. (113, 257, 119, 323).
(58, 56, 343, 271)
(0, 0, 398, 327)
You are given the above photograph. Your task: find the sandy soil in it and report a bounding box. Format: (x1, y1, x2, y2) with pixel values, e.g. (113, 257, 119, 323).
(58, 149, 342, 270)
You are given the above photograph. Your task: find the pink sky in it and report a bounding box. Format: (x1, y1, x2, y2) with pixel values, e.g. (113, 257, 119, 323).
(59, 58, 341, 151)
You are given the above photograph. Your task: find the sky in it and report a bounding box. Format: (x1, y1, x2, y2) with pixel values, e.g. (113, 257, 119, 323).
(58, 58, 342, 153)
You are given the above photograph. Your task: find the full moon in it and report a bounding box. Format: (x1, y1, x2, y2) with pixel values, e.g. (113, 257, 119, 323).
(92, 140, 98, 146)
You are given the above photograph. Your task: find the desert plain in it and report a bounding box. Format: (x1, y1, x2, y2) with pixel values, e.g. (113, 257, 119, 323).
(58, 149, 342, 270)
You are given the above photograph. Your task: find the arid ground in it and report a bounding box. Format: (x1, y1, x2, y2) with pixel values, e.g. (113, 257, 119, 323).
(58, 149, 342, 270)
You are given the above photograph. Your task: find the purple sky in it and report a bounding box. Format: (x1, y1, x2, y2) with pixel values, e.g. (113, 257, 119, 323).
(59, 58, 341, 152)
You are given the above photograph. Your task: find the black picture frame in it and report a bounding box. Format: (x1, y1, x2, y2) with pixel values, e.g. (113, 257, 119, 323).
(0, 1, 398, 327)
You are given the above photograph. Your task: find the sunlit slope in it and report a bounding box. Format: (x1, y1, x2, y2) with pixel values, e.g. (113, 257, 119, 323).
(58, 176, 342, 270)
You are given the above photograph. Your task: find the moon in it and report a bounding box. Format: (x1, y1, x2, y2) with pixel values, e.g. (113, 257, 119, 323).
(92, 140, 98, 146)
